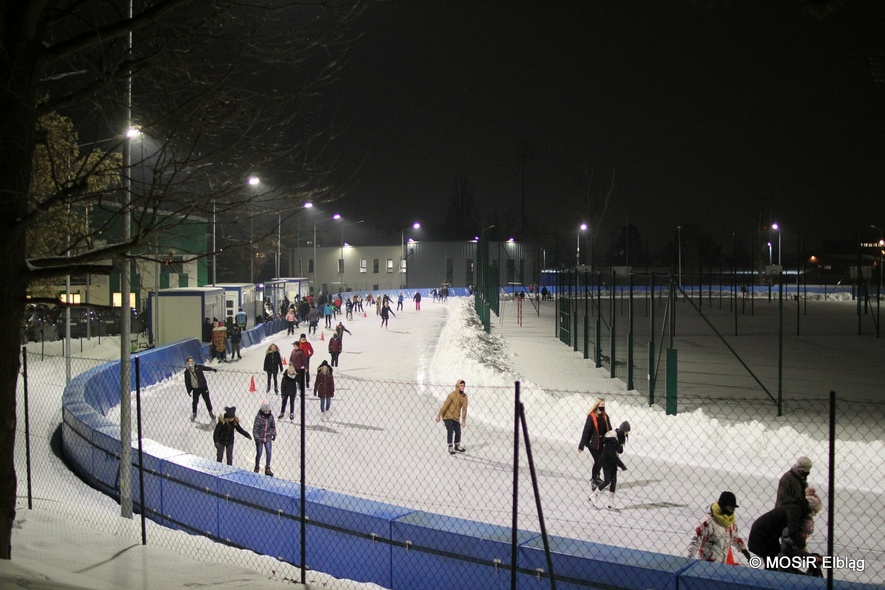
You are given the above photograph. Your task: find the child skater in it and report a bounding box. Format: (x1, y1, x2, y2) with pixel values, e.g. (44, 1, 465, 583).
(589, 421, 630, 510)
(213, 406, 251, 466)
(252, 401, 276, 476)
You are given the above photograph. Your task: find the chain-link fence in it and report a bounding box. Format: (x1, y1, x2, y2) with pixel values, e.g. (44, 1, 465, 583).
(556, 271, 883, 414)
(16, 348, 884, 588)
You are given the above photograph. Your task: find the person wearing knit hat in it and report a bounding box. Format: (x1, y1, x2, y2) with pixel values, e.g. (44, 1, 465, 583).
(212, 406, 251, 466)
(252, 401, 277, 476)
(776, 456, 813, 510)
(588, 422, 631, 510)
(688, 491, 751, 564)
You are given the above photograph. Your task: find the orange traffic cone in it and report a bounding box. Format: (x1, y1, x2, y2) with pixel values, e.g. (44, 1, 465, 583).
(249, 376, 257, 393)
(320, 331, 325, 341)
(363, 311, 367, 318)
(282, 356, 287, 366)
(726, 548, 736, 565)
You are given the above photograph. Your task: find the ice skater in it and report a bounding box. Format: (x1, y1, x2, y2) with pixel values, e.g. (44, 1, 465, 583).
(589, 421, 630, 510)
(183, 356, 216, 422)
(213, 406, 251, 465)
(577, 397, 612, 489)
(313, 360, 335, 420)
(252, 401, 276, 476)
(435, 379, 468, 454)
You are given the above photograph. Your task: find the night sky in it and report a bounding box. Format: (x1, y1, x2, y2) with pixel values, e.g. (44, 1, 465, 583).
(325, 1, 884, 254)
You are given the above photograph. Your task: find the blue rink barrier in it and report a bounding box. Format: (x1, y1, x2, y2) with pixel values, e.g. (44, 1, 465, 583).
(61, 326, 871, 590)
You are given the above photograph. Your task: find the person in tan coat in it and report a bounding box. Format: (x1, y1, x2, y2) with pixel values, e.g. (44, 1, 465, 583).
(435, 379, 468, 454)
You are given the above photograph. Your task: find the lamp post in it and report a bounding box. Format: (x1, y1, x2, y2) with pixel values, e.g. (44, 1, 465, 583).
(677, 225, 683, 287)
(401, 222, 420, 289)
(767, 242, 772, 266)
(872, 225, 884, 294)
(577, 223, 588, 266)
(772, 222, 781, 266)
(246, 176, 260, 283)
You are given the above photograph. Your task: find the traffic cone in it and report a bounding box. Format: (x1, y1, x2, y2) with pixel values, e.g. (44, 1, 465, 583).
(282, 356, 287, 366)
(726, 548, 736, 565)
(320, 331, 325, 341)
(249, 376, 257, 393)
(363, 311, 367, 318)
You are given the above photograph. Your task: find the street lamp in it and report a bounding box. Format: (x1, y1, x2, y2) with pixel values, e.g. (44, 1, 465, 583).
(577, 223, 588, 266)
(872, 225, 884, 293)
(401, 222, 420, 289)
(767, 242, 772, 266)
(246, 176, 261, 283)
(677, 226, 683, 287)
(772, 222, 782, 266)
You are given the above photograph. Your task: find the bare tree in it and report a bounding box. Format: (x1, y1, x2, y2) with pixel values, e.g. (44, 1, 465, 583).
(0, 0, 363, 558)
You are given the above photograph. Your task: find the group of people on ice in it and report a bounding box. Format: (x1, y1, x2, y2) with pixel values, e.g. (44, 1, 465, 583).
(683, 457, 823, 576)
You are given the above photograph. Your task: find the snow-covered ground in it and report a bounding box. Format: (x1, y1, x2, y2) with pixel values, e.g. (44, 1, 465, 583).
(8, 295, 884, 588)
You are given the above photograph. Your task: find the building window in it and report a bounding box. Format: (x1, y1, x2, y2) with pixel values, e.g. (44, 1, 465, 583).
(373, 259, 379, 273)
(309, 259, 314, 273)
(360, 259, 367, 273)
(466, 259, 474, 285)
(387, 259, 394, 273)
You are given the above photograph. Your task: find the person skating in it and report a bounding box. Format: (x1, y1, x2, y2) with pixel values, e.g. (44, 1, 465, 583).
(183, 356, 216, 422)
(328, 332, 342, 367)
(687, 491, 752, 564)
(213, 406, 251, 466)
(435, 379, 468, 454)
(577, 397, 612, 490)
(296, 334, 314, 387)
(252, 401, 277, 476)
(380, 300, 396, 329)
(313, 360, 335, 421)
(263, 343, 283, 394)
(279, 364, 300, 420)
(589, 421, 630, 510)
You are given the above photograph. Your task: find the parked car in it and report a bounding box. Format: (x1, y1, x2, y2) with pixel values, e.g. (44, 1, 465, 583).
(22, 303, 59, 343)
(48, 306, 103, 339)
(101, 307, 145, 336)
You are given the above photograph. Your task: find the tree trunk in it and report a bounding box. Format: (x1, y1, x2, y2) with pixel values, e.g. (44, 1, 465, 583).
(0, 9, 41, 559)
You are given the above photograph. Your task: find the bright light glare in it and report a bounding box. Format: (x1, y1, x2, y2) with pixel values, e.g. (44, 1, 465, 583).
(413, 222, 421, 229)
(333, 214, 341, 220)
(126, 128, 141, 138)
(772, 222, 779, 231)
(304, 202, 314, 209)
(580, 223, 588, 231)
(248, 176, 260, 186)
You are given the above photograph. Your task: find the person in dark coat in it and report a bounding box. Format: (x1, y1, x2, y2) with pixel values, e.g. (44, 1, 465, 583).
(578, 397, 612, 489)
(380, 301, 396, 328)
(263, 343, 283, 394)
(313, 360, 335, 420)
(413, 290, 421, 310)
(749, 489, 822, 566)
(776, 457, 812, 510)
(279, 364, 300, 420)
(202, 317, 213, 342)
(589, 421, 630, 510)
(213, 406, 251, 465)
(229, 324, 242, 360)
(328, 332, 342, 367)
(252, 401, 276, 476)
(183, 356, 216, 422)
